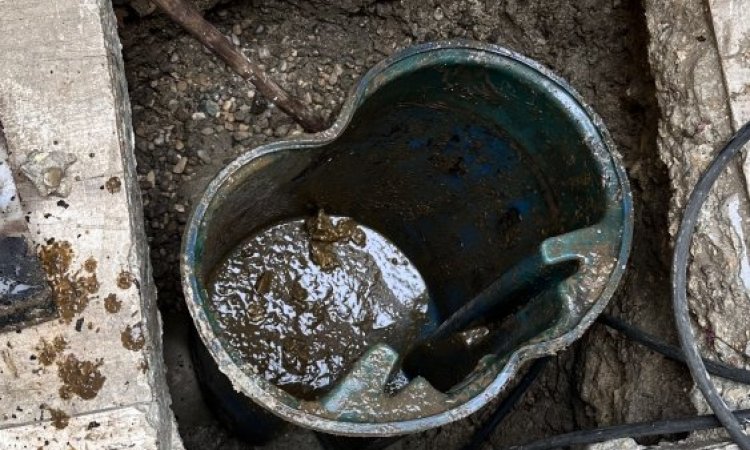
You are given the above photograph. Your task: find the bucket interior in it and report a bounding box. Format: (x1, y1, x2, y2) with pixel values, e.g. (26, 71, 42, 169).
(187, 49, 624, 428)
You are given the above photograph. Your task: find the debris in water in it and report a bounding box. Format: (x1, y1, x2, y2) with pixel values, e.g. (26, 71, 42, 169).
(208, 213, 428, 399)
(305, 210, 367, 270)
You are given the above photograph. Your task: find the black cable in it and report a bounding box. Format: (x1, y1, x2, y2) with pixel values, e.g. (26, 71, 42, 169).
(462, 312, 750, 449)
(462, 357, 551, 450)
(598, 314, 750, 385)
(672, 121, 750, 449)
(507, 408, 750, 450)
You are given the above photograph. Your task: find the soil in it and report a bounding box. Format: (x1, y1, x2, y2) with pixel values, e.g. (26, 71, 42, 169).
(118, 0, 688, 448)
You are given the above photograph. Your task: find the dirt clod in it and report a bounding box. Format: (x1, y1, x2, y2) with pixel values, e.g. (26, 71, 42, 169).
(121, 323, 146, 351)
(305, 210, 366, 270)
(116, 271, 134, 290)
(104, 176, 122, 194)
(104, 293, 122, 313)
(45, 406, 70, 429)
(39, 242, 98, 323)
(57, 354, 106, 400)
(36, 336, 67, 366)
(83, 257, 97, 273)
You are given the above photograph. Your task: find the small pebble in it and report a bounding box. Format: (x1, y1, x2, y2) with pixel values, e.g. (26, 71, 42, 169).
(233, 131, 251, 142)
(172, 157, 188, 174)
(146, 170, 156, 187)
(200, 99, 220, 117)
(197, 150, 212, 164)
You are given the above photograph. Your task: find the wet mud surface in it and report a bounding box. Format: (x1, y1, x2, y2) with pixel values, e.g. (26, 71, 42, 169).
(208, 213, 428, 399)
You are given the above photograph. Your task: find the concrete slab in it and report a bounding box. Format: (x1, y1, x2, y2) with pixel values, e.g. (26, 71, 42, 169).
(0, 0, 178, 448)
(599, 0, 750, 448)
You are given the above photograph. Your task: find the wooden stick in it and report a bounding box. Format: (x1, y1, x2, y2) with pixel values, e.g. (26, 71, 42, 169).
(149, 0, 327, 132)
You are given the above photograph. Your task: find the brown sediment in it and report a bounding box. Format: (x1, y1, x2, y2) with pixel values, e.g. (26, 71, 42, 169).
(121, 323, 145, 351)
(57, 354, 105, 400)
(39, 242, 99, 323)
(45, 406, 70, 429)
(37, 336, 68, 366)
(138, 359, 149, 373)
(104, 176, 122, 194)
(104, 293, 122, 313)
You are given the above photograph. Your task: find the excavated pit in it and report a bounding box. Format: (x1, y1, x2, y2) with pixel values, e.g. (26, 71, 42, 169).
(119, 0, 686, 448)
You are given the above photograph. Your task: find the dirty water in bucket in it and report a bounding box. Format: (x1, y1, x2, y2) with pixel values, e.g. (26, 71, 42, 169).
(207, 211, 431, 400)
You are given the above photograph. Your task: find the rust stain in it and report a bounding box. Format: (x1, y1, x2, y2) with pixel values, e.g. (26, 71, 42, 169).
(121, 323, 145, 351)
(57, 354, 106, 400)
(37, 336, 68, 366)
(39, 242, 99, 323)
(104, 176, 121, 194)
(103, 293, 122, 313)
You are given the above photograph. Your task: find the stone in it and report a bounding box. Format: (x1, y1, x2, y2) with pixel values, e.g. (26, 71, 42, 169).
(199, 99, 219, 117)
(19, 150, 77, 197)
(172, 156, 188, 174)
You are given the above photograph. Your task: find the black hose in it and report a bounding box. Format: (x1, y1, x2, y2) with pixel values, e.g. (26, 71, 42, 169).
(672, 121, 750, 449)
(597, 314, 750, 385)
(508, 408, 750, 450)
(462, 357, 551, 450)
